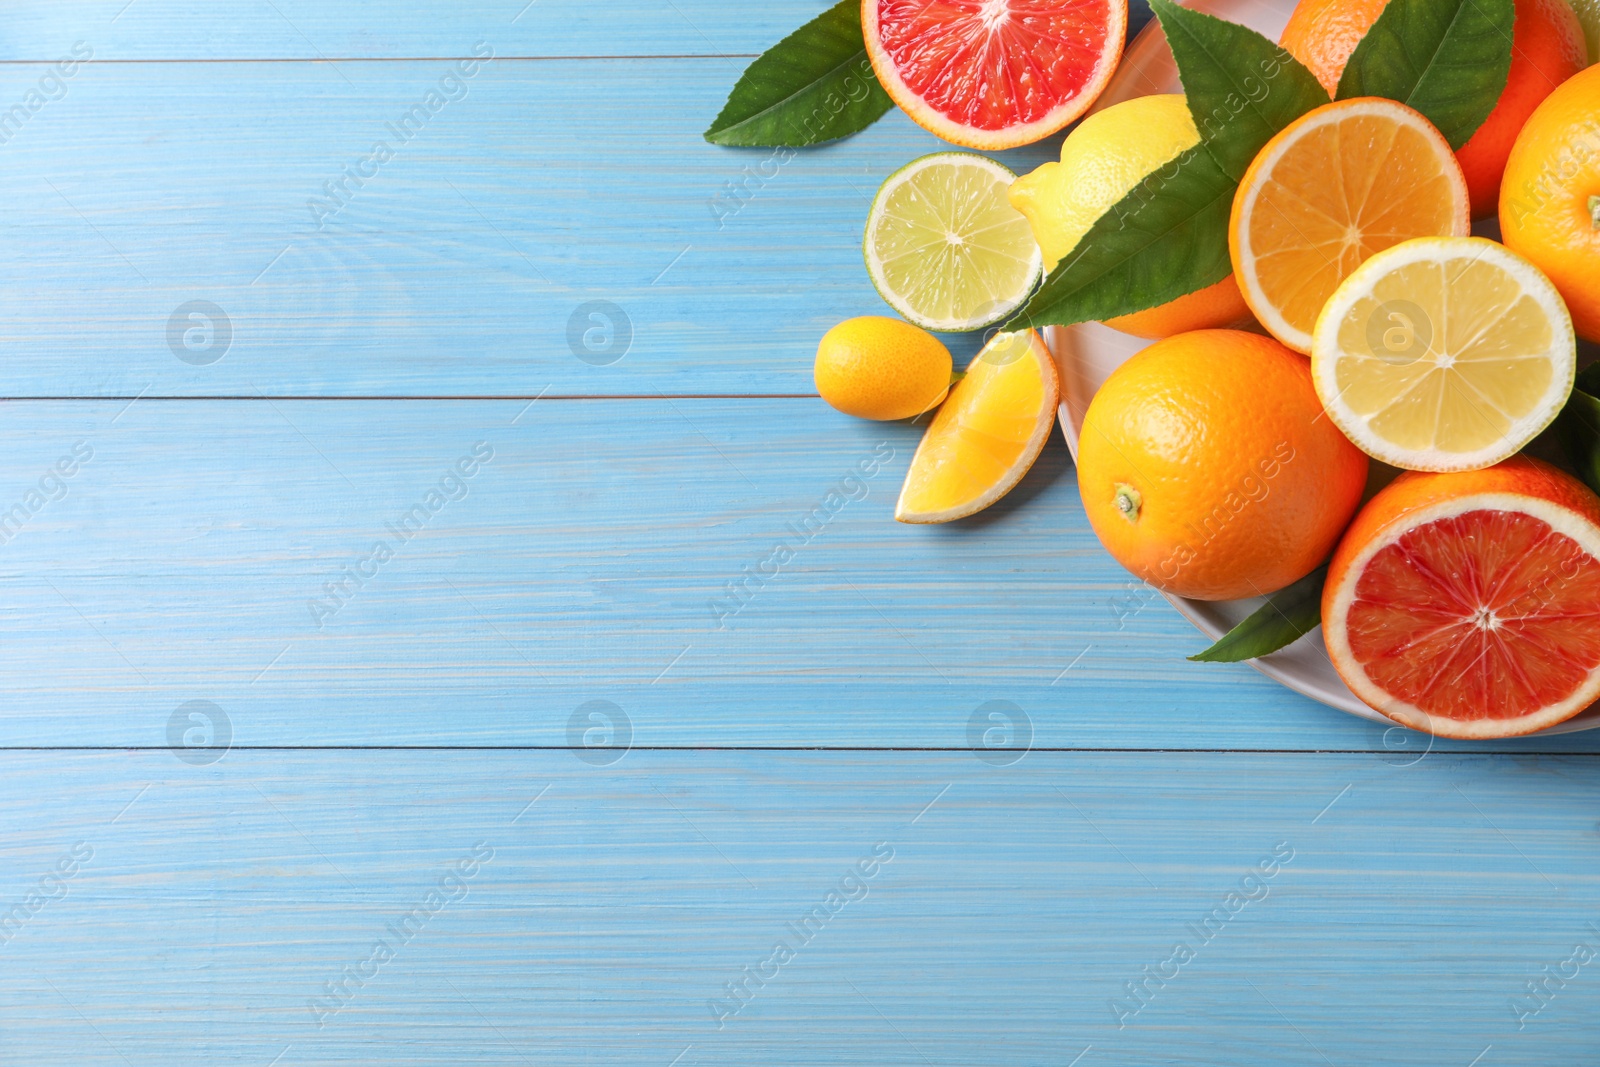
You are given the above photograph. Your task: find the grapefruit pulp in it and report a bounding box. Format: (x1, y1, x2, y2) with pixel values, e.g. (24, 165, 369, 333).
(863, 0, 1127, 150)
(1324, 457, 1600, 738)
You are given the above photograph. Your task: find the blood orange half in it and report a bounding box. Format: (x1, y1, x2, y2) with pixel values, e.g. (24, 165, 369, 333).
(863, 0, 1127, 150)
(1324, 457, 1600, 739)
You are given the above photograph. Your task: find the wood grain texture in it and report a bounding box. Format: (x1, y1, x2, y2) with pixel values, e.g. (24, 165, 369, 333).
(0, 396, 1593, 752)
(0, 56, 1056, 397)
(0, 1, 1155, 62)
(1, 4, 1595, 1064)
(0, 0, 822, 61)
(2, 750, 1596, 1066)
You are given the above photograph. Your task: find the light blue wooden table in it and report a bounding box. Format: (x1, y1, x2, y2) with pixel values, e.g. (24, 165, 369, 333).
(1, 3, 1597, 1063)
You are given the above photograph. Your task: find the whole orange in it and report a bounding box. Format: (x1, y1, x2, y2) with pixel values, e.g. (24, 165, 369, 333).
(1278, 0, 1386, 91)
(1077, 329, 1368, 601)
(1500, 63, 1600, 343)
(1102, 275, 1255, 339)
(1280, 0, 1587, 218)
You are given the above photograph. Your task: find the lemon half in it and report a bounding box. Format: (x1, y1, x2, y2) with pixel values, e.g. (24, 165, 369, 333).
(1311, 237, 1576, 472)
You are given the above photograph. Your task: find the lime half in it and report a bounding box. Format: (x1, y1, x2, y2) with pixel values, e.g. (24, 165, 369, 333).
(864, 152, 1043, 333)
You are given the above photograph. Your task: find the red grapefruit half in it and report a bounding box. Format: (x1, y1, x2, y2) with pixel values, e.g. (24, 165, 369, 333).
(863, 0, 1128, 150)
(1324, 457, 1600, 739)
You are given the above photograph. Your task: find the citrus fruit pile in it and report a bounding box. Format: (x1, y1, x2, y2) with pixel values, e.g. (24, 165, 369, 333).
(718, 0, 1600, 738)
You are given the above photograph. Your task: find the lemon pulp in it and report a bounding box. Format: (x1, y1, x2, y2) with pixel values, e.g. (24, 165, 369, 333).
(1313, 237, 1575, 471)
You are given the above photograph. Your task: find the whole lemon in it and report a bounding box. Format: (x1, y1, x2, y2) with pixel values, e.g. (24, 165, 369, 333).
(1007, 94, 1252, 339)
(815, 317, 952, 421)
(1077, 329, 1368, 602)
(1500, 63, 1600, 343)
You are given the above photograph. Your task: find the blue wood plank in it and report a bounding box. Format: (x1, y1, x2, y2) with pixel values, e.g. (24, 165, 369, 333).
(0, 0, 819, 60)
(0, 396, 1590, 752)
(0, 1, 1154, 61)
(0, 57, 1058, 396)
(1, 749, 1596, 1064)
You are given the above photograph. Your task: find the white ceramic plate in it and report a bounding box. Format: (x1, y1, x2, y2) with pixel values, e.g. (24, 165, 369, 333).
(1045, 0, 1600, 734)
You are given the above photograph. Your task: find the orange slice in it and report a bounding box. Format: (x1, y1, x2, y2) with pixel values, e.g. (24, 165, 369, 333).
(1324, 456, 1600, 738)
(895, 330, 1058, 523)
(1229, 97, 1471, 354)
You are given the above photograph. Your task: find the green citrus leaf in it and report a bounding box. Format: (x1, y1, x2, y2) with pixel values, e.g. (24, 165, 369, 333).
(1575, 360, 1600, 398)
(1007, 144, 1238, 329)
(1152, 0, 1330, 177)
(1336, 0, 1514, 149)
(1189, 565, 1327, 663)
(1556, 369, 1600, 496)
(704, 0, 893, 147)
(1007, 1, 1327, 329)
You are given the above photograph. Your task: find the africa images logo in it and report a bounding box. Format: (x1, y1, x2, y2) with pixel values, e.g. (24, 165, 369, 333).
(308, 442, 493, 627)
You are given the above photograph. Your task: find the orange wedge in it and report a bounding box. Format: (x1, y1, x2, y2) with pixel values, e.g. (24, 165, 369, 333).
(895, 330, 1058, 524)
(1229, 97, 1471, 354)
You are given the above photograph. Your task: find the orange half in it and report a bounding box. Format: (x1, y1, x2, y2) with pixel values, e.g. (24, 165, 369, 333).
(1229, 97, 1471, 353)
